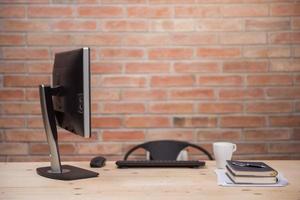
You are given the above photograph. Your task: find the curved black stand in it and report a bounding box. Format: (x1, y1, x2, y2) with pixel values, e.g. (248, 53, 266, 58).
(124, 140, 214, 161)
(38, 85, 98, 180)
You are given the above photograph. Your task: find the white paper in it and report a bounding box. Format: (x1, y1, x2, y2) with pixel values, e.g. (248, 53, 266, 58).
(214, 169, 288, 187)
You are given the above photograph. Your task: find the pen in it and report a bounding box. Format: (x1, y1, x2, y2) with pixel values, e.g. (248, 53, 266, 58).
(231, 161, 266, 168)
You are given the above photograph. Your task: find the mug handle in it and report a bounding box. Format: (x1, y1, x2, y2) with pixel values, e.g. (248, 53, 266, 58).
(232, 144, 237, 152)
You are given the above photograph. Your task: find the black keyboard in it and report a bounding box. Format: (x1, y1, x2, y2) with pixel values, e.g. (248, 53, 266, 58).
(115, 160, 205, 168)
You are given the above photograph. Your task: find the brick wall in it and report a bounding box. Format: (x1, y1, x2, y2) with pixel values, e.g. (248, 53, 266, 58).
(0, 0, 299, 162)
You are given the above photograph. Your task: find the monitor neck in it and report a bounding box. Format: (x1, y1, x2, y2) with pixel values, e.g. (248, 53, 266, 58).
(39, 85, 62, 173)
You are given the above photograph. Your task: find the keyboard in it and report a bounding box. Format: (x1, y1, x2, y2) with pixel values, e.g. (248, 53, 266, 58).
(115, 160, 205, 168)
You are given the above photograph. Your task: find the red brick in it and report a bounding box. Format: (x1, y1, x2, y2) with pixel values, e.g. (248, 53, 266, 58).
(222, 5, 268, 17)
(220, 32, 266, 45)
(0, 89, 24, 101)
(101, 76, 146, 87)
(92, 117, 122, 128)
(245, 19, 290, 31)
(0, 6, 25, 18)
(51, 20, 97, 31)
(0, 143, 28, 155)
(267, 88, 300, 99)
(237, 143, 267, 154)
(149, 103, 194, 113)
(198, 19, 242, 31)
(197, 130, 241, 141)
(295, 47, 300, 57)
(91, 62, 122, 74)
(197, 75, 243, 86)
(102, 103, 145, 114)
(151, 75, 194, 87)
(223, 61, 268, 73)
(79, 6, 124, 17)
(292, 17, 300, 30)
(148, 48, 193, 60)
(0, 20, 49, 31)
(149, 0, 195, 3)
(169, 89, 215, 100)
(296, 75, 300, 85)
(0, 62, 26, 73)
(271, 3, 300, 16)
(0, 118, 25, 128)
(174, 117, 217, 128)
(174, 62, 220, 73)
(147, 130, 195, 141)
(270, 116, 300, 127)
(243, 47, 290, 58)
(175, 6, 220, 17)
(199, 103, 243, 114)
(292, 129, 300, 139)
(268, 32, 300, 44)
(103, 20, 149, 32)
(244, 129, 290, 141)
(0, 0, 48, 3)
(0, 34, 25, 45)
(170, 33, 217, 45)
(121, 89, 167, 100)
(247, 75, 293, 86)
(127, 7, 172, 18)
(2, 48, 49, 60)
(150, 20, 195, 32)
(246, 102, 292, 113)
(26, 62, 52, 73)
(92, 89, 120, 100)
(3, 103, 41, 115)
(123, 34, 169, 46)
(269, 143, 300, 153)
(91, 103, 101, 113)
(125, 62, 170, 73)
(77, 143, 122, 155)
(30, 143, 76, 155)
(5, 130, 46, 142)
(125, 116, 171, 128)
(74, 35, 122, 46)
(220, 116, 266, 128)
(219, 88, 264, 100)
(27, 118, 43, 128)
(100, 48, 144, 59)
(28, 6, 73, 17)
(4, 75, 50, 87)
(102, 0, 146, 3)
(25, 89, 39, 101)
(197, 47, 241, 58)
(270, 59, 300, 71)
(102, 130, 145, 141)
(27, 34, 72, 46)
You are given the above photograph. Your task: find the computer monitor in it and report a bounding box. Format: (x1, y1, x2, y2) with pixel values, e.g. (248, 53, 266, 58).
(37, 47, 98, 180)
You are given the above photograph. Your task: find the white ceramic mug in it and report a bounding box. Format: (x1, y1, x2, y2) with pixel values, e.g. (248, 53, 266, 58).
(213, 142, 237, 169)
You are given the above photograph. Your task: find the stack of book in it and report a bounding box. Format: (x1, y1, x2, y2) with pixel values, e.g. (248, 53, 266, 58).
(225, 160, 278, 184)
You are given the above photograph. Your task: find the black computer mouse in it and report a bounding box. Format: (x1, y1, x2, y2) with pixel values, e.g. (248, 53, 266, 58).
(90, 156, 106, 168)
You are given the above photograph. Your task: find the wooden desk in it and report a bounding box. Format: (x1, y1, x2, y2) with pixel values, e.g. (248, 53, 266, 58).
(0, 161, 299, 200)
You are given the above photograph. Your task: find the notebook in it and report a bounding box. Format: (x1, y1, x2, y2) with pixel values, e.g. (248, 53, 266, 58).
(226, 160, 278, 176)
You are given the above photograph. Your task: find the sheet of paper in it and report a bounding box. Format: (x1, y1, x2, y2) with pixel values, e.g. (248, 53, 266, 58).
(214, 169, 288, 187)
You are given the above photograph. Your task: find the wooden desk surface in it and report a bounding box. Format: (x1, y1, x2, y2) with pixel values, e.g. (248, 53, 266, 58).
(0, 161, 299, 200)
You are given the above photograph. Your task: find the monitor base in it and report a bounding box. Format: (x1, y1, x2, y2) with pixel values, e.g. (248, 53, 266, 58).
(36, 165, 99, 180)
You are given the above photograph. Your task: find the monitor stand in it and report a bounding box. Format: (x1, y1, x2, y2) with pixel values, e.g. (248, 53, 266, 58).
(36, 85, 98, 180)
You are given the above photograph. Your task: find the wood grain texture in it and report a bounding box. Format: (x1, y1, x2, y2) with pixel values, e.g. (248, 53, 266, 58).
(0, 161, 299, 200)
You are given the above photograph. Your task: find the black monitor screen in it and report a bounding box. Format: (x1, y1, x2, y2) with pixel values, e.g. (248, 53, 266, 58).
(52, 48, 91, 138)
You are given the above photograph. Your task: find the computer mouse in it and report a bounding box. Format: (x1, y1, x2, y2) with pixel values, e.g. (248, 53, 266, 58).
(90, 156, 106, 168)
